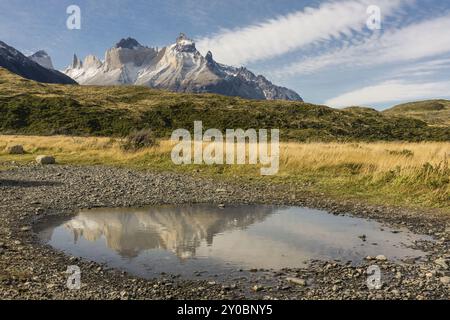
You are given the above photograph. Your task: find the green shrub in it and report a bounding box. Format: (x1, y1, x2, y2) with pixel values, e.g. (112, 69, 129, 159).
(122, 129, 158, 151)
(387, 149, 414, 157)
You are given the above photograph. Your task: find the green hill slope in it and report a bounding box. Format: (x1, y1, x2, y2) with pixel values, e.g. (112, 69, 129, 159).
(0, 68, 449, 141)
(383, 100, 450, 127)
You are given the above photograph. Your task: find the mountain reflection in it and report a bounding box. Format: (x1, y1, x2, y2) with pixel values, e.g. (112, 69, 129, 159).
(63, 205, 276, 259)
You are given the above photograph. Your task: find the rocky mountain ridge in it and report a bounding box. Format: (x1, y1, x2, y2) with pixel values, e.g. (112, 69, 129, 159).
(64, 34, 302, 101)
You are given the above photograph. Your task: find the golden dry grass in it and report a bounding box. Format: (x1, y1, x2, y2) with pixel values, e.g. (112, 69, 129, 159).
(0, 135, 449, 211)
(0, 135, 173, 168)
(280, 142, 448, 177)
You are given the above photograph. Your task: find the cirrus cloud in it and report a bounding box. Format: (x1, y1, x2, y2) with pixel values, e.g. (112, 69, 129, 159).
(276, 12, 450, 76)
(197, 0, 410, 66)
(325, 80, 450, 107)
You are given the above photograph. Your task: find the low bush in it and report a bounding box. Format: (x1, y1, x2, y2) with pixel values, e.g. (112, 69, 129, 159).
(121, 129, 158, 151)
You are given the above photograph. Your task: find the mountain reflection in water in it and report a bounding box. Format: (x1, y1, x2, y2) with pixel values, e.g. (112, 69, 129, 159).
(62, 205, 274, 259)
(39, 205, 430, 278)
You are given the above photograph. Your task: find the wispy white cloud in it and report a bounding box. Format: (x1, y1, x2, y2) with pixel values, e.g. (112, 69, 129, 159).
(277, 13, 450, 76)
(197, 0, 409, 66)
(325, 80, 450, 107)
(391, 58, 450, 78)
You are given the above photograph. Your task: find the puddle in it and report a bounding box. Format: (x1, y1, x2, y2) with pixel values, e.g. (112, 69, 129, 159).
(38, 204, 430, 279)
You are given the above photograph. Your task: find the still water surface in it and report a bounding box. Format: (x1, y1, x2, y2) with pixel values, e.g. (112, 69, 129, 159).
(38, 205, 429, 279)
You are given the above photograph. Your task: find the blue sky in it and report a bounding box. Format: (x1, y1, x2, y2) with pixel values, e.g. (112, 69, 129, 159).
(0, 0, 449, 109)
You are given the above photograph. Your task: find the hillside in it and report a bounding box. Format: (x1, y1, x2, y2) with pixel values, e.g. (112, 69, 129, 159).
(0, 68, 449, 141)
(383, 100, 450, 127)
(0, 40, 77, 85)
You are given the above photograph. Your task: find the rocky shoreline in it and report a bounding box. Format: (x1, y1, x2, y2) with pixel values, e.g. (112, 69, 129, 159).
(0, 164, 449, 300)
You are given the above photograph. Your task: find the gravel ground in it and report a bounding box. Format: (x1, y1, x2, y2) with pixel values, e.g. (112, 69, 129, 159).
(0, 164, 449, 300)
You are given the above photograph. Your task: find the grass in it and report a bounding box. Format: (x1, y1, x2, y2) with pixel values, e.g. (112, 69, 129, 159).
(384, 99, 450, 127)
(1, 135, 449, 212)
(0, 68, 449, 212)
(1, 68, 449, 141)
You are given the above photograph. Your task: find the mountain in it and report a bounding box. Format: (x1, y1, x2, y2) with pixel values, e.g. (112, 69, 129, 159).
(0, 40, 76, 84)
(28, 50, 54, 69)
(383, 100, 450, 126)
(64, 34, 302, 101)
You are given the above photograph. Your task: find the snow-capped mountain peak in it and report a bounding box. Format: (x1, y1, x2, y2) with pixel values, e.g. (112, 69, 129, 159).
(115, 37, 143, 50)
(83, 55, 102, 69)
(63, 34, 302, 101)
(174, 33, 197, 53)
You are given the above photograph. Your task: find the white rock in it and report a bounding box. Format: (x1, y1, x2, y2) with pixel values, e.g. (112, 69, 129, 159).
(375, 255, 387, 261)
(434, 258, 448, 270)
(252, 285, 263, 292)
(46, 283, 57, 289)
(286, 277, 306, 286)
(440, 276, 450, 285)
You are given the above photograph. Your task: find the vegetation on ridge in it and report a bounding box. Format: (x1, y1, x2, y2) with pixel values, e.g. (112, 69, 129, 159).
(1, 68, 449, 142)
(383, 99, 450, 127)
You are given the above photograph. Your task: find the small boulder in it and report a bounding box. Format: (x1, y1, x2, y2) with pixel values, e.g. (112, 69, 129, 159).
(252, 285, 263, 292)
(6, 145, 24, 155)
(440, 276, 450, 286)
(36, 155, 56, 165)
(434, 258, 448, 270)
(286, 277, 306, 286)
(375, 255, 387, 261)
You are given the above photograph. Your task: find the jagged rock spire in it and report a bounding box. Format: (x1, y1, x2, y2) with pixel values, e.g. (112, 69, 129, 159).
(71, 54, 82, 69)
(205, 51, 213, 63)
